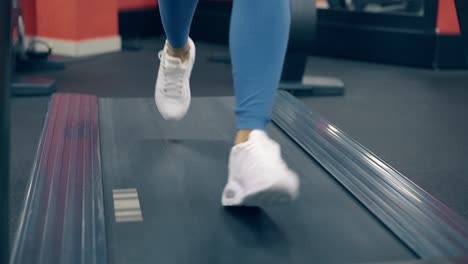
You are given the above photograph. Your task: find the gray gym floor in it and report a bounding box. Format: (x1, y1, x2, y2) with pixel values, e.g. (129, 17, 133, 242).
(9, 38, 468, 249)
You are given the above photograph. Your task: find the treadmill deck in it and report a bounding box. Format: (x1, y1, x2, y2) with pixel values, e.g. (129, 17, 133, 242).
(99, 97, 415, 264)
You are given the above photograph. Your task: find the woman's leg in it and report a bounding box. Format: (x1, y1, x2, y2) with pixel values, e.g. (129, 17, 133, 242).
(222, 0, 299, 207)
(230, 0, 290, 143)
(155, 0, 198, 120)
(158, 0, 198, 59)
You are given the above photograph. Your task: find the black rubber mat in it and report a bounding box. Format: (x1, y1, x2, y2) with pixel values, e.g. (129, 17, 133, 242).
(99, 97, 416, 264)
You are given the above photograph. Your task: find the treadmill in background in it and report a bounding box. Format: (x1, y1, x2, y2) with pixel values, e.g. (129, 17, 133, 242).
(11, 0, 62, 96)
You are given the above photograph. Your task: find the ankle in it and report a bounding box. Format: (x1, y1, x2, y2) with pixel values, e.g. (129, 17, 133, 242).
(234, 129, 253, 145)
(167, 41, 190, 62)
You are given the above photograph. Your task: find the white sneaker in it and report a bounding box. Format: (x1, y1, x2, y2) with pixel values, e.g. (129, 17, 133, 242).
(155, 38, 196, 121)
(222, 130, 300, 207)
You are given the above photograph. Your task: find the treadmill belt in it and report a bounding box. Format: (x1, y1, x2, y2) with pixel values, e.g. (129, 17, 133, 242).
(99, 97, 416, 264)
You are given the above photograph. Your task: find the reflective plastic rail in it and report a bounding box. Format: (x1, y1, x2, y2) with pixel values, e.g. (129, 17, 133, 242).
(272, 90, 468, 257)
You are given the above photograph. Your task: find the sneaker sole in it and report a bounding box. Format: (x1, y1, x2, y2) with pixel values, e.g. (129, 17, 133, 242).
(243, 188, 295, 207)
(222, 172, 299, 207)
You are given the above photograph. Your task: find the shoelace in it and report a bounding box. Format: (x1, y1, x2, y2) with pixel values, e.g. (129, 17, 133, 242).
(158, 50, 186, 98)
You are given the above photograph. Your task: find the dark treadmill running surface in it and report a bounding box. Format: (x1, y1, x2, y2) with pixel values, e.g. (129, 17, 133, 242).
(99, 97, 416, 264)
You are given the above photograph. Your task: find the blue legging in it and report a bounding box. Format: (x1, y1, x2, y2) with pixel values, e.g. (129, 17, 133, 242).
(159, 0, 290, 130)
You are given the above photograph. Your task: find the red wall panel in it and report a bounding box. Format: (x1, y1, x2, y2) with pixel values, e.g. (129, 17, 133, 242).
(118, 0, 158, 11)
(21, 0, 37, 35)
(35, 0, 77, 39)
(22, 0, 158, 39)
(437, 0, 461, 34)
(76, 0, 119, 39)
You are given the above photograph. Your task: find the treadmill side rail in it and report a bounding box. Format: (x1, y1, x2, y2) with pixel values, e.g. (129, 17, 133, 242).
(10, 93, 108, 264)
(271, 90, 468, 258)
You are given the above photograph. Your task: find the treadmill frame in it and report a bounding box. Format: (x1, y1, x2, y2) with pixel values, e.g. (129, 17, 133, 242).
(9, 92, 468, 264)
(272, 91, 468, 257)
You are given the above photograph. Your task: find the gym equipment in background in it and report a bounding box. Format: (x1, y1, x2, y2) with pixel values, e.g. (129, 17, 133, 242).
(352, 0, 423, 13)
(327, 0, 423, 14)
(209, 0, 345, 96)
(11, 0, 62, 96)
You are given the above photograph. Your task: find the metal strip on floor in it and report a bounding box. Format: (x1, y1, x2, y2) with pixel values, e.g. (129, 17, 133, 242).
(10, 93, 108, 264)
(271, 90, 468, 257)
